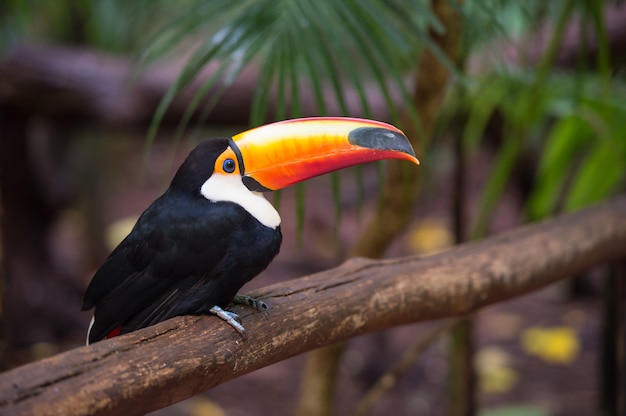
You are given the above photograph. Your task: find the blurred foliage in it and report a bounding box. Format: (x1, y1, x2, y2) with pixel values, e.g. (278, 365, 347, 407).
(440, 0, 626, 235)
(456, 69, 626, 225)
(480, 406, 549, 416)
(529, 84, 626, 218)
(0, 0, 178, 51)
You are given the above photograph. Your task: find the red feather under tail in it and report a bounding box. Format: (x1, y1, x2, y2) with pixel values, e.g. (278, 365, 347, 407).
(106, 326, 122, 339)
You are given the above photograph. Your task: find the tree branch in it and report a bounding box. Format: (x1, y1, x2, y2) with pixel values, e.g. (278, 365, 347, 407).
(1, 196, 625, 416)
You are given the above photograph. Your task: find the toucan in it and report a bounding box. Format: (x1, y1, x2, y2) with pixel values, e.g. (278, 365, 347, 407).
(82, 117, 419, 344)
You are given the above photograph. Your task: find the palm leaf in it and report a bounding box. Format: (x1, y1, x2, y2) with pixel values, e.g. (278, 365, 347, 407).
(144, 0, 456, 131)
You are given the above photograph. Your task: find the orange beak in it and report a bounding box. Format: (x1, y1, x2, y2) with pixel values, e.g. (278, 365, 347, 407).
(231, 117, 419, 191)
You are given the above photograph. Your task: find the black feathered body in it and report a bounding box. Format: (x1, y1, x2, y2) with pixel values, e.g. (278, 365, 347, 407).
(82, 139, 282, 344)
(83, 190, 281, 343)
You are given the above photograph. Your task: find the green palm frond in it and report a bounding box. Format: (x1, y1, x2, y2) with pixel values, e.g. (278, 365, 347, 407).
(142, 0, 459, 145)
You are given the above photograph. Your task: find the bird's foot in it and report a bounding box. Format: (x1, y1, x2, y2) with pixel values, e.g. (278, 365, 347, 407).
(209, 305, 246, 337)
(232, 294, 269, 312)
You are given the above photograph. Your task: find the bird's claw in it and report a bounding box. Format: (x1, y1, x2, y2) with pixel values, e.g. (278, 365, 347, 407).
(207, 295, 267, 337)
(209, 305, 246, 337)
(232, 294, 269, 311)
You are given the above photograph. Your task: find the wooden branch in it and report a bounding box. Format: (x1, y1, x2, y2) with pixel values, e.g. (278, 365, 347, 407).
(0, 44, 397, 127)
(1, 196, 625, 416)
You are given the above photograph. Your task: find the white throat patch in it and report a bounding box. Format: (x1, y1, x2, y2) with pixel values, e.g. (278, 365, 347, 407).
(200, 174, 281, 229)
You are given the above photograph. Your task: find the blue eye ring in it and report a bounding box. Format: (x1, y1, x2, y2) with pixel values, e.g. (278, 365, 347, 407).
(222, 158, 236, 173)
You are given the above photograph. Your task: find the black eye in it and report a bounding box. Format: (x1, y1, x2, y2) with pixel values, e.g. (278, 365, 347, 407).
(222, 158, 236, 173)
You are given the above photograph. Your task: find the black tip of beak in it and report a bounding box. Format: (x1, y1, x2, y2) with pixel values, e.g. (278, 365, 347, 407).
(349, 127, 417, 158)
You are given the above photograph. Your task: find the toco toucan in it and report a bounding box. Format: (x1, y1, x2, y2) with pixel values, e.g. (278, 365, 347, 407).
(82, 117, 419, 344)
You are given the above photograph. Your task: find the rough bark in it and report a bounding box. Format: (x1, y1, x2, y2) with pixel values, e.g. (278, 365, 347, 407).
(0, 196, 625, 416)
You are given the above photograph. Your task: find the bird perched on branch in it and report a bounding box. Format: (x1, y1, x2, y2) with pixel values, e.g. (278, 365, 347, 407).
(82, 117, 419, 344)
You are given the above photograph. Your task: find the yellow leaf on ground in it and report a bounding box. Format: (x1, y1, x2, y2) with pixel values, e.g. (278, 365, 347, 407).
(521, 326, 579, 365)
(407, 219, 453, 254)
(475, 347, 518, 394)
(186, 396, 227, 416)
